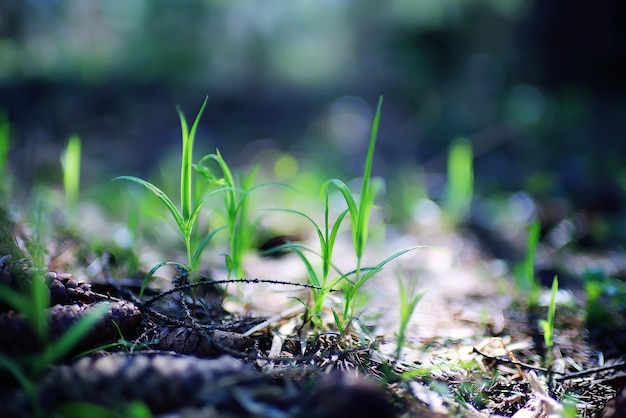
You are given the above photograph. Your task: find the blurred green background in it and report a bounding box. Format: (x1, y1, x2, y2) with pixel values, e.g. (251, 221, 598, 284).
(1, 0, 625, 244)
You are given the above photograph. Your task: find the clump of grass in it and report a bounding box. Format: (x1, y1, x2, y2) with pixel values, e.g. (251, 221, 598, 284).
(0, 270, 109, 417)
(275, 97, 416, 332)
(395, 272, 426, 362)
(115, 97, 224, 290)
(268, 191, 349, 329)
(194, 151, 265, 280)
(327, 96, 384, 322)
(329, 97, 417, 329)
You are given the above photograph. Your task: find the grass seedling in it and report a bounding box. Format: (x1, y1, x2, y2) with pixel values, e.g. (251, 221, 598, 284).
(443, 137, 474, 225)
(395, 272, 426, 362)
(583, 268, 625, 327)
(539, 275, 558, 384)
(514, 219, 541, 308)
(327, 95, 386, 323)
(115, 97, 224, 290)
(276, 96, 417, 332)
(0, 270, 108, 417)
(271, 191, 349, 328)
(61, 134, 82, 218)
(194, 150, 264, 279)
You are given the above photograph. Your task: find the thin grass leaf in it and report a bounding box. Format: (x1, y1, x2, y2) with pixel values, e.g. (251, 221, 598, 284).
(331, 308, 344, 334)
(356, 96, 383, 254)
(190, 226, 227, 269)
(327, 179, 359, 244)
(525, 220, 540, 283)
(396, 275, 426, 361)
(342, 246, 420, 319)
(0, 277, 48, 340)
(177, 96, 208, 221)
(0, 111, 9, 175)
(36, 303, 110, 373)
(357, 247, 419, 287)
(0, 284, 32, 315)
(114, 176, 184, 233)
(289, 245, 322, 288)
(540, 275, 559, 349)
(30, 273, 50, 341)
(0, 353, 35, 394)
(445, 137, 474, 223)
(140, 261, 188, 297)
(61, 134, 81, 215)
(186, 188, 227, 237)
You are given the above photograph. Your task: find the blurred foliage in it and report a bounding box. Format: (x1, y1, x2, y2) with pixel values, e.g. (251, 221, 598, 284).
(0, 0, 625, 246)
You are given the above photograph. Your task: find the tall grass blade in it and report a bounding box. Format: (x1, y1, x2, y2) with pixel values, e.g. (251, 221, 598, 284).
(61, 134, 82, 215)
(177, 96, 208, 221)
(36, 302, 110, 373)
(356, 95, 383, 257)
(190, 226, 226, 269)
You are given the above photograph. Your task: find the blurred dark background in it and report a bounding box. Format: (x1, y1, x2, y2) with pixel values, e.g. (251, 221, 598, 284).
(1, 0, 625, 239)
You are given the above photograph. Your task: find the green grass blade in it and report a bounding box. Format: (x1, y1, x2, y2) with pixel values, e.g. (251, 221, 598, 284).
(327, 179, 359, 252)
(0, 284, 32, 315)
(0, 111, 10, 176)
(356, 95, 383, 254)
(328, 208, 349, 254)
(289, 245, 322, 288)
(331, 308, 345, 334)
(186, 188, 227, 236)
(177, 96, 208, 221)
(30, 273, 50, 341)
(352, 247, 420, 293)
(36, 302, 110, 373)
(541, 275, 559, 349)
(61, 134, 82, 215)
(0, 276, 49, 341)
(525, 220, 540, 282)
(267, 208, 323, 236)
(191, 225, 227, 269)
(520, 219, 541, 305)
(445, 137, 474, 223)
(0, 354, 36, 401)
(114, 176, 185, 233)
(140, 261, 188, 297)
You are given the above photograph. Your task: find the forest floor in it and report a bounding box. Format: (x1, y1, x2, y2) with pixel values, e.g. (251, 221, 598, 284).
(0, 202, 625, 418)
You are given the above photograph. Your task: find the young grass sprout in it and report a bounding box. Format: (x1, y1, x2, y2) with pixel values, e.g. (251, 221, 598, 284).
(539, 275, 558, 356)
(194, 150, 266, 280)
(0, 272, 109, 417)
(326, 96, 384, 322)
(395, 272, 426, 362)
(274, 96, 417, 332)
(115, 97, 224, 292)
(270, 196, 349, 329)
